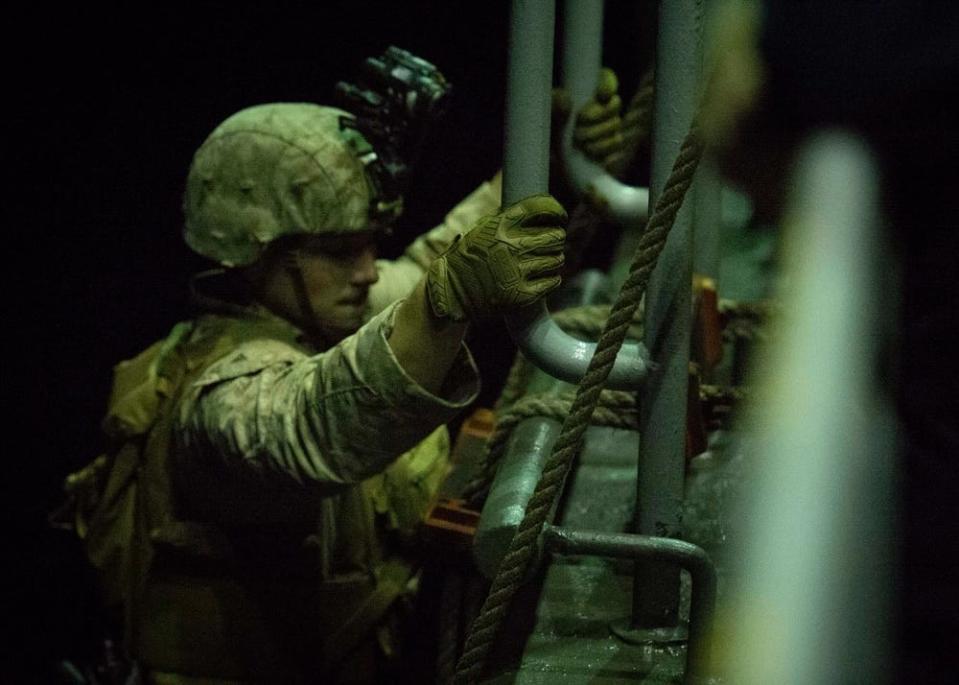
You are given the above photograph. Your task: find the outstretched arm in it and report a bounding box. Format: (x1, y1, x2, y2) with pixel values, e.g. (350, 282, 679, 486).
(387, 278, 469, 395)
(388, 194, 568, 394)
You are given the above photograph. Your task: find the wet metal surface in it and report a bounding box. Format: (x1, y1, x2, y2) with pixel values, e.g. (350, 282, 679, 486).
(543, 526, 715, 682)
(474, 418, 562, 579)
(485, 565, 687, 684)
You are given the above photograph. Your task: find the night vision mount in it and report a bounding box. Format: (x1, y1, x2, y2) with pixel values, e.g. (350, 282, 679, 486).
(335, 46, 452, 225)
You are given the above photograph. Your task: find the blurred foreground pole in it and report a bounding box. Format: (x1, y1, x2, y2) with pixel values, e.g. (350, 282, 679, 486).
(724, 131, 896, 684)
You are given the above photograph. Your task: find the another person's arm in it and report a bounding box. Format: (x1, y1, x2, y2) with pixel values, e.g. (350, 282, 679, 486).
(368, 173, 502, 314)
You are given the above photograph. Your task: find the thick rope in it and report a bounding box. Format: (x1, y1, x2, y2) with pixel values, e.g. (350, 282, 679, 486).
(474, 305, 643, 503)
(454, 124, 704, 684)
(609, 67, 656, 177)
(699, 383, 748, 405)
(553, 304, 644, 343)
(469, 382, 744, 505)
(622, 68, 656, 154)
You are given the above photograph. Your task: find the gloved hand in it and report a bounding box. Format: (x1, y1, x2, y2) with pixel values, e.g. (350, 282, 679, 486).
(426, 195, 567, 322)
(571, 67, 627, 173)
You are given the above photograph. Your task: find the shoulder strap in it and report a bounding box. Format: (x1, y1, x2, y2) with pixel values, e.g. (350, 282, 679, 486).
(322, 557, 417, 669)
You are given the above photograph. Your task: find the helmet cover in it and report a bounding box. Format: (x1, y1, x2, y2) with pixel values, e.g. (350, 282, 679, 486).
(184, 103, 380, 267)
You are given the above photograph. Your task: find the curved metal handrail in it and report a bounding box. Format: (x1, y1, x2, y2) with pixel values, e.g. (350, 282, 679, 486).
(560, 0, 650, 228)
(502, 0, 649, 389)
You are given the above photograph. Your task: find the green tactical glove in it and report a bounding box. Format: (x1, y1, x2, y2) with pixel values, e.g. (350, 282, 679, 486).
(426, 195, 568, 322)
(572, 67, 627, 174)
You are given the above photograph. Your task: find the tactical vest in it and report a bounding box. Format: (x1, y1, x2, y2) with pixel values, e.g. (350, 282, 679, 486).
(64, 313, 450, 683)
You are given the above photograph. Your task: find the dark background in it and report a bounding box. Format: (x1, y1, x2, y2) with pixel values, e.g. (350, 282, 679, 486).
(12, 2, 654, 680)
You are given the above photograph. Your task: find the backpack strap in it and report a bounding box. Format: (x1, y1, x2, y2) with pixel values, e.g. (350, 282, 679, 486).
(322, 557, 417, 670)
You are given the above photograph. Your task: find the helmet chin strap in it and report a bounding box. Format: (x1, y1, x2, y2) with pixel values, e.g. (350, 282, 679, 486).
(283, 251, 330, 345)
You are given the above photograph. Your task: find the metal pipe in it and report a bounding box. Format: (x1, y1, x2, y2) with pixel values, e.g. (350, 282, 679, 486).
(502, 0, 650, 389)
(502, 0, 554, 202)
(693, 158, 722, 281)
(472, 417, 562, 579)
(559, 0, 650, 228)
(505, 305, 650, 385)
(723, 131, 893, 684)
(692, 2, 722, 283)
(474, 270, 634, 579)
(544, 525, 717, 683)
(633, 0, 704, 631)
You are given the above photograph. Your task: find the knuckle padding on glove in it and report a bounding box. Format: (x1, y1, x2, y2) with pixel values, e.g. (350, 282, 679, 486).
(490, 243, 521, 286)
(518, 230, 566, 254)
(425, 199, 566, 322)
(522, 253, 565, 277)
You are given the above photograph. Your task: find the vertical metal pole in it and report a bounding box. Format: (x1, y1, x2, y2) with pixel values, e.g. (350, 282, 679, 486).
(633, 0, 704, 635)
(559, 0, 603, 107)
(502, 0, 555, 204)
(693, 159, 722, 280)
(693, 1, 723, 282)
(724, 131, 893, 684)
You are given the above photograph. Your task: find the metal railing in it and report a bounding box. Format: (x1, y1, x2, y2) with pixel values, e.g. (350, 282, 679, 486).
(559, 1, 650, 228)
(484, 2, 895, 683)
(501, 0, 651, 389)
(481, 0, 715, 675)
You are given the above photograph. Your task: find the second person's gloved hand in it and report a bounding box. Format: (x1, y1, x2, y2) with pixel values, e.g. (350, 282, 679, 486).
(426, 195, 568, 322)
(571, 67, 627, 174)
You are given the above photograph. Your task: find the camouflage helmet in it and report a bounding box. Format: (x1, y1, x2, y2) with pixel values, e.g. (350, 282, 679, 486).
(184, 103, 392, 267)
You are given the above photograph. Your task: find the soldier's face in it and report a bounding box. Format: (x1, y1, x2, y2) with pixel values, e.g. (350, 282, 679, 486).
(254, 232, 380, 343)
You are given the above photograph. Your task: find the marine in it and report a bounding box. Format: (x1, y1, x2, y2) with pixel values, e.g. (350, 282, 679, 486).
(66, 100, 567, 684)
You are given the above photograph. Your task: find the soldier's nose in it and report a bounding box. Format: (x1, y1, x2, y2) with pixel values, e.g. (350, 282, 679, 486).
(351, 247, 379, 286)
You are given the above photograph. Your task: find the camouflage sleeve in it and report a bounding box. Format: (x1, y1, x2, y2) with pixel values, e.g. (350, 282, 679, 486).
(368, 172, 502, 315)
(176, 302, 480, 491)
